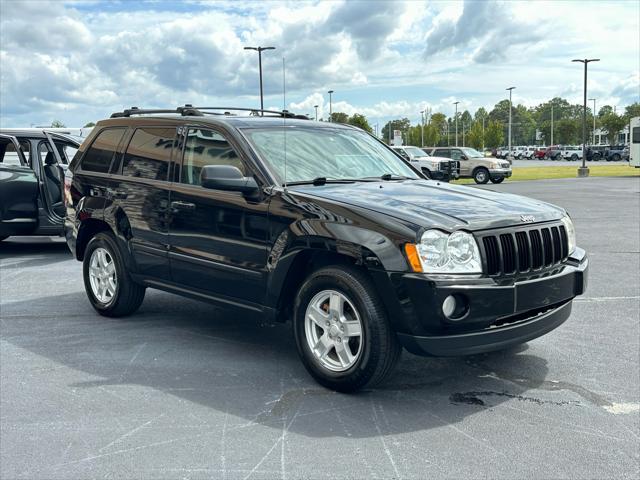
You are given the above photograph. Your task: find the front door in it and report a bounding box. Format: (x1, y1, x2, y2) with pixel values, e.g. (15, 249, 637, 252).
(450, 148, 470, 176)
(168, 127, 270, 307)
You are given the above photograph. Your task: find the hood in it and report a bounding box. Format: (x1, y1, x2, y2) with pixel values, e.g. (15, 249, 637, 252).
(290, 180, 565, 231)
(427, 155, 452, 163)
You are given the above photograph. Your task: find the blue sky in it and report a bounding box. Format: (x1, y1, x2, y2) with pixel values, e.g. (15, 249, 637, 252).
(1, 0, 638, 128)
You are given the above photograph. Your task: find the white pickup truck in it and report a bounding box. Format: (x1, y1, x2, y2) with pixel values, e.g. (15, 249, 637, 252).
(391, 146, 460, 181)
(561, 146, 583, 161)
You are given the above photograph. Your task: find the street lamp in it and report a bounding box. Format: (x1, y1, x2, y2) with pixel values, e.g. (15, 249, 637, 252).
(327, 90, 334, 122)
(453, 101, 460, 147)
(420, 110, 425, 147)
(244, 46, 275, 115)
(572, 58, 600, 177)
(506, 86, 515, 159)
(589, 98, 597, 145)
(314, 104, 319, 121)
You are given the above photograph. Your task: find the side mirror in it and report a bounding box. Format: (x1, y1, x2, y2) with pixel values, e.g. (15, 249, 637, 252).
(461, 155, 468, 160)
(200, 165, 259, 195)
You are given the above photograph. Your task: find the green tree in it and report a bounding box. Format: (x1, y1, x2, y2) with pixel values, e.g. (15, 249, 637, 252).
(423, 124, 440, 147)
(381, 118, 411, 144)
(329, 112, 349, 124)
(556, 119, 579, 144)
(600, 113, 627, 144)
(50, 120, 66, 128)
(83, 122, 96, 127)
(598, 105, 614, 117)
(624, 102, 640, 119)
(484, 120, 504, 149)
(347, 113, 372, 133)
(467, 121, 484, 150)
(474, 107, 488, 123)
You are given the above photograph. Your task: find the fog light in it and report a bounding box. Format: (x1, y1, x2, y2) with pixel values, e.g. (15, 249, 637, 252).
(442, 294, 468, 320)
(442, 295, 457, 318)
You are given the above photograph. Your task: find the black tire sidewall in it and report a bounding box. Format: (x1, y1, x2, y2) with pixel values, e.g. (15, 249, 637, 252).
(83, 233, 124, 314)
(293, 268, 385, 391)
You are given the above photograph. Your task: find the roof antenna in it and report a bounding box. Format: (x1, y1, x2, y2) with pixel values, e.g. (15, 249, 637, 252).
(282, 56, 288, 191)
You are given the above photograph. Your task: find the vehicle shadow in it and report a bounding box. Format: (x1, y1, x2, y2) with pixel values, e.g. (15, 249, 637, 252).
(0, 237, 71, 268)
(1, 290, 563, 439)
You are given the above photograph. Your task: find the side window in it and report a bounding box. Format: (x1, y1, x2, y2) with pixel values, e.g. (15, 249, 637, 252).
(82, 128, 126, 173)
(395, 149, 408, 160)
(436, 149, 450, 158)
(122, 127, 176, 181)
(180, 128, 245, 186)
(632, 127, 640, 144)
(0, 139, 24, 166)
(450, 149, 463, 161)
(53, 141, 78, 165)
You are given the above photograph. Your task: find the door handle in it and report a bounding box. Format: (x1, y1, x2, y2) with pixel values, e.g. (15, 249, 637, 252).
(171, 201, 196, 211)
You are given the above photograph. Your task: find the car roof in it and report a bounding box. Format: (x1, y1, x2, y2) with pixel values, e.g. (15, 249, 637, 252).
(95, 114, 357, 131)
(0, 128, 80, 143)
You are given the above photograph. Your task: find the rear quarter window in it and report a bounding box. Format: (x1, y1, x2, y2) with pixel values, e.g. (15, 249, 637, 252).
(81, 128, 127, 173)
(122, 127, 176, 181)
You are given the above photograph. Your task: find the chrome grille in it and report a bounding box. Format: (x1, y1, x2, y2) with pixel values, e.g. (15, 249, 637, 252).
(480, 223, 569, 276)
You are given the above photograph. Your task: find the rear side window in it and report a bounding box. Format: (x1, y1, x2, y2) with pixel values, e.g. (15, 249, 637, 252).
(123, 127, 175, 181)
(81, 128, 126, 173)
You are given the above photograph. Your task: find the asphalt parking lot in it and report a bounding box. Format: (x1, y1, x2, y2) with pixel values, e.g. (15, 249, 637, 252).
(1, 177, 639, 479)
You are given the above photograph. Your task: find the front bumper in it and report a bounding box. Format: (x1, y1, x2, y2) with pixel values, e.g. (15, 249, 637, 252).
(393, 249, 588, 356)
(489, 168, 512, 178)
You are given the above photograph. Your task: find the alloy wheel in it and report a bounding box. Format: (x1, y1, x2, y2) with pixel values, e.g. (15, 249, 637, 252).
(89, 247, 117, 304)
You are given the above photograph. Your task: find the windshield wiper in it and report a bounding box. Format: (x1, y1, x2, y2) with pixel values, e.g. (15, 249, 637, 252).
(379, 174, 414, 181)
(286, 177, 357, 186)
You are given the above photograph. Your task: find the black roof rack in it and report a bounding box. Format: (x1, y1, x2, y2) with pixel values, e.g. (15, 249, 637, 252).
(110, 105, 309, 120)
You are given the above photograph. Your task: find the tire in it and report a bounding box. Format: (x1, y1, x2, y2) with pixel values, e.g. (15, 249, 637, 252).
(473, 168, 490, 184)
(490, 177, 504, 184)
(83, 232, 146, 317)
(421, 168, 432, 179)
(293, 265, 401, 392)
(570, 154, 578, 161)
(612, 154, 621, 162)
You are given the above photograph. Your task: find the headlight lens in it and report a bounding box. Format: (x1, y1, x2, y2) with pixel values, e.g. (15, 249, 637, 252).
(561, 215, 576, 254)
(412, 230, 482, 273)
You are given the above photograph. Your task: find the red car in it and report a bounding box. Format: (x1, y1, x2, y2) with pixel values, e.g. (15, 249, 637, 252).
(534, 147, 547, 159)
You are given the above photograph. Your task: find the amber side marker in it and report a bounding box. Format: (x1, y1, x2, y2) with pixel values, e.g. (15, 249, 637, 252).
(404, 243, 423, 273)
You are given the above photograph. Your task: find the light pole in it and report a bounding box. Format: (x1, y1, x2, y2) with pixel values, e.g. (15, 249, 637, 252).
(550, 103, 554, 146)
(314, 104, 318, 121)
(589, 98, 596, 144)
(506, 86, 515, 159)
(482, 115, 485, 150)
(572, 58, 600, 177)
(420, 110, 425, 147)
(243, 46, 275, 114)
(327, 90, 334, 122)
(453, 101, 460, 146)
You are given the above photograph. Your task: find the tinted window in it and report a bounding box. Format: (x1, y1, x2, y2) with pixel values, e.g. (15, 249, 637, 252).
(123, 127, 175, 181)
(0, 139, 24, 166)
(632, 127, 640, 144)
(434, 149, 450, 158)
(82, 128, 126, 173)
(181, 128, 244, 185)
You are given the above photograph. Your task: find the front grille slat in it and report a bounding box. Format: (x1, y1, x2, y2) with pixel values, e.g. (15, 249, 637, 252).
(482, 222, 569, 276)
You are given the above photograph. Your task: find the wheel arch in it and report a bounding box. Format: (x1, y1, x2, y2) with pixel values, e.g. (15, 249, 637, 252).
(75, 218, 113, 260)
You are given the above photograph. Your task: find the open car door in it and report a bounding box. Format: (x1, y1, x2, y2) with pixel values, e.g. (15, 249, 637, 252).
(0, 134, 38, 239)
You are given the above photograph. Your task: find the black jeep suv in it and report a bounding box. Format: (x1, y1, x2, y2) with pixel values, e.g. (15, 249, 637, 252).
(65, 106, 588, 392)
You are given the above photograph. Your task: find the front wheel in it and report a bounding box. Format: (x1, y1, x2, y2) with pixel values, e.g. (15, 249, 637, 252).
(571, 154, 578, 161)
(293, 266, 401, 392)
(490, 177, 505, 184)
(83, 232, 146, 317)
(473, 168, 490, 184)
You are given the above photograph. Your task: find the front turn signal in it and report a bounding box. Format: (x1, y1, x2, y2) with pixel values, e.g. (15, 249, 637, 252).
(404, 243, 423, 273)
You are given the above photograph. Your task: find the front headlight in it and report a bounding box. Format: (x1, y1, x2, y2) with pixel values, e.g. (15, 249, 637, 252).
(406, 230, 482, 273)
(561, 215, 576, 254)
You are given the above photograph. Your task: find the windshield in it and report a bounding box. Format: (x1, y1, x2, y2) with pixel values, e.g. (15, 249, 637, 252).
(461, 147, 483, 158)
(403, 146, 429, 158)
(244, 127, 419, 183)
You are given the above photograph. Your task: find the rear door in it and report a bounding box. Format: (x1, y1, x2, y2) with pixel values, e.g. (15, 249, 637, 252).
(110, 125, 177, 280)
(0, 135, 38, 237)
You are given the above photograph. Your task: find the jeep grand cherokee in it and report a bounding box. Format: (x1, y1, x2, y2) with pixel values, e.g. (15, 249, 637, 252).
(65, 106, 588, 392)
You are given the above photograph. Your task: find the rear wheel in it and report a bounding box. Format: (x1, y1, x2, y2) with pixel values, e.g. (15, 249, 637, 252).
(83, 232, 146, 317)
(612, 153, 621, 162)
(293, 266, 401, 392)
(570, 154, 578, 161)
(473, 168, 490, 184)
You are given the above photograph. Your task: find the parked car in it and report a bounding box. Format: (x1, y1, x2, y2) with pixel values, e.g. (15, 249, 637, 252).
(427, 146, 512, 184)
(605, 144, 629, 162)
(589, 145, 607, 161)
(522, 146, 537, 159)
(561, 146, 583, 161)
(544, 145, 563, 160)
(533, 147, 547, 159)
(391, 146, 459, 181)
(513, 146, 527, 159)
(0, 129, 80, 242)
(64, 106, 588, 392)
